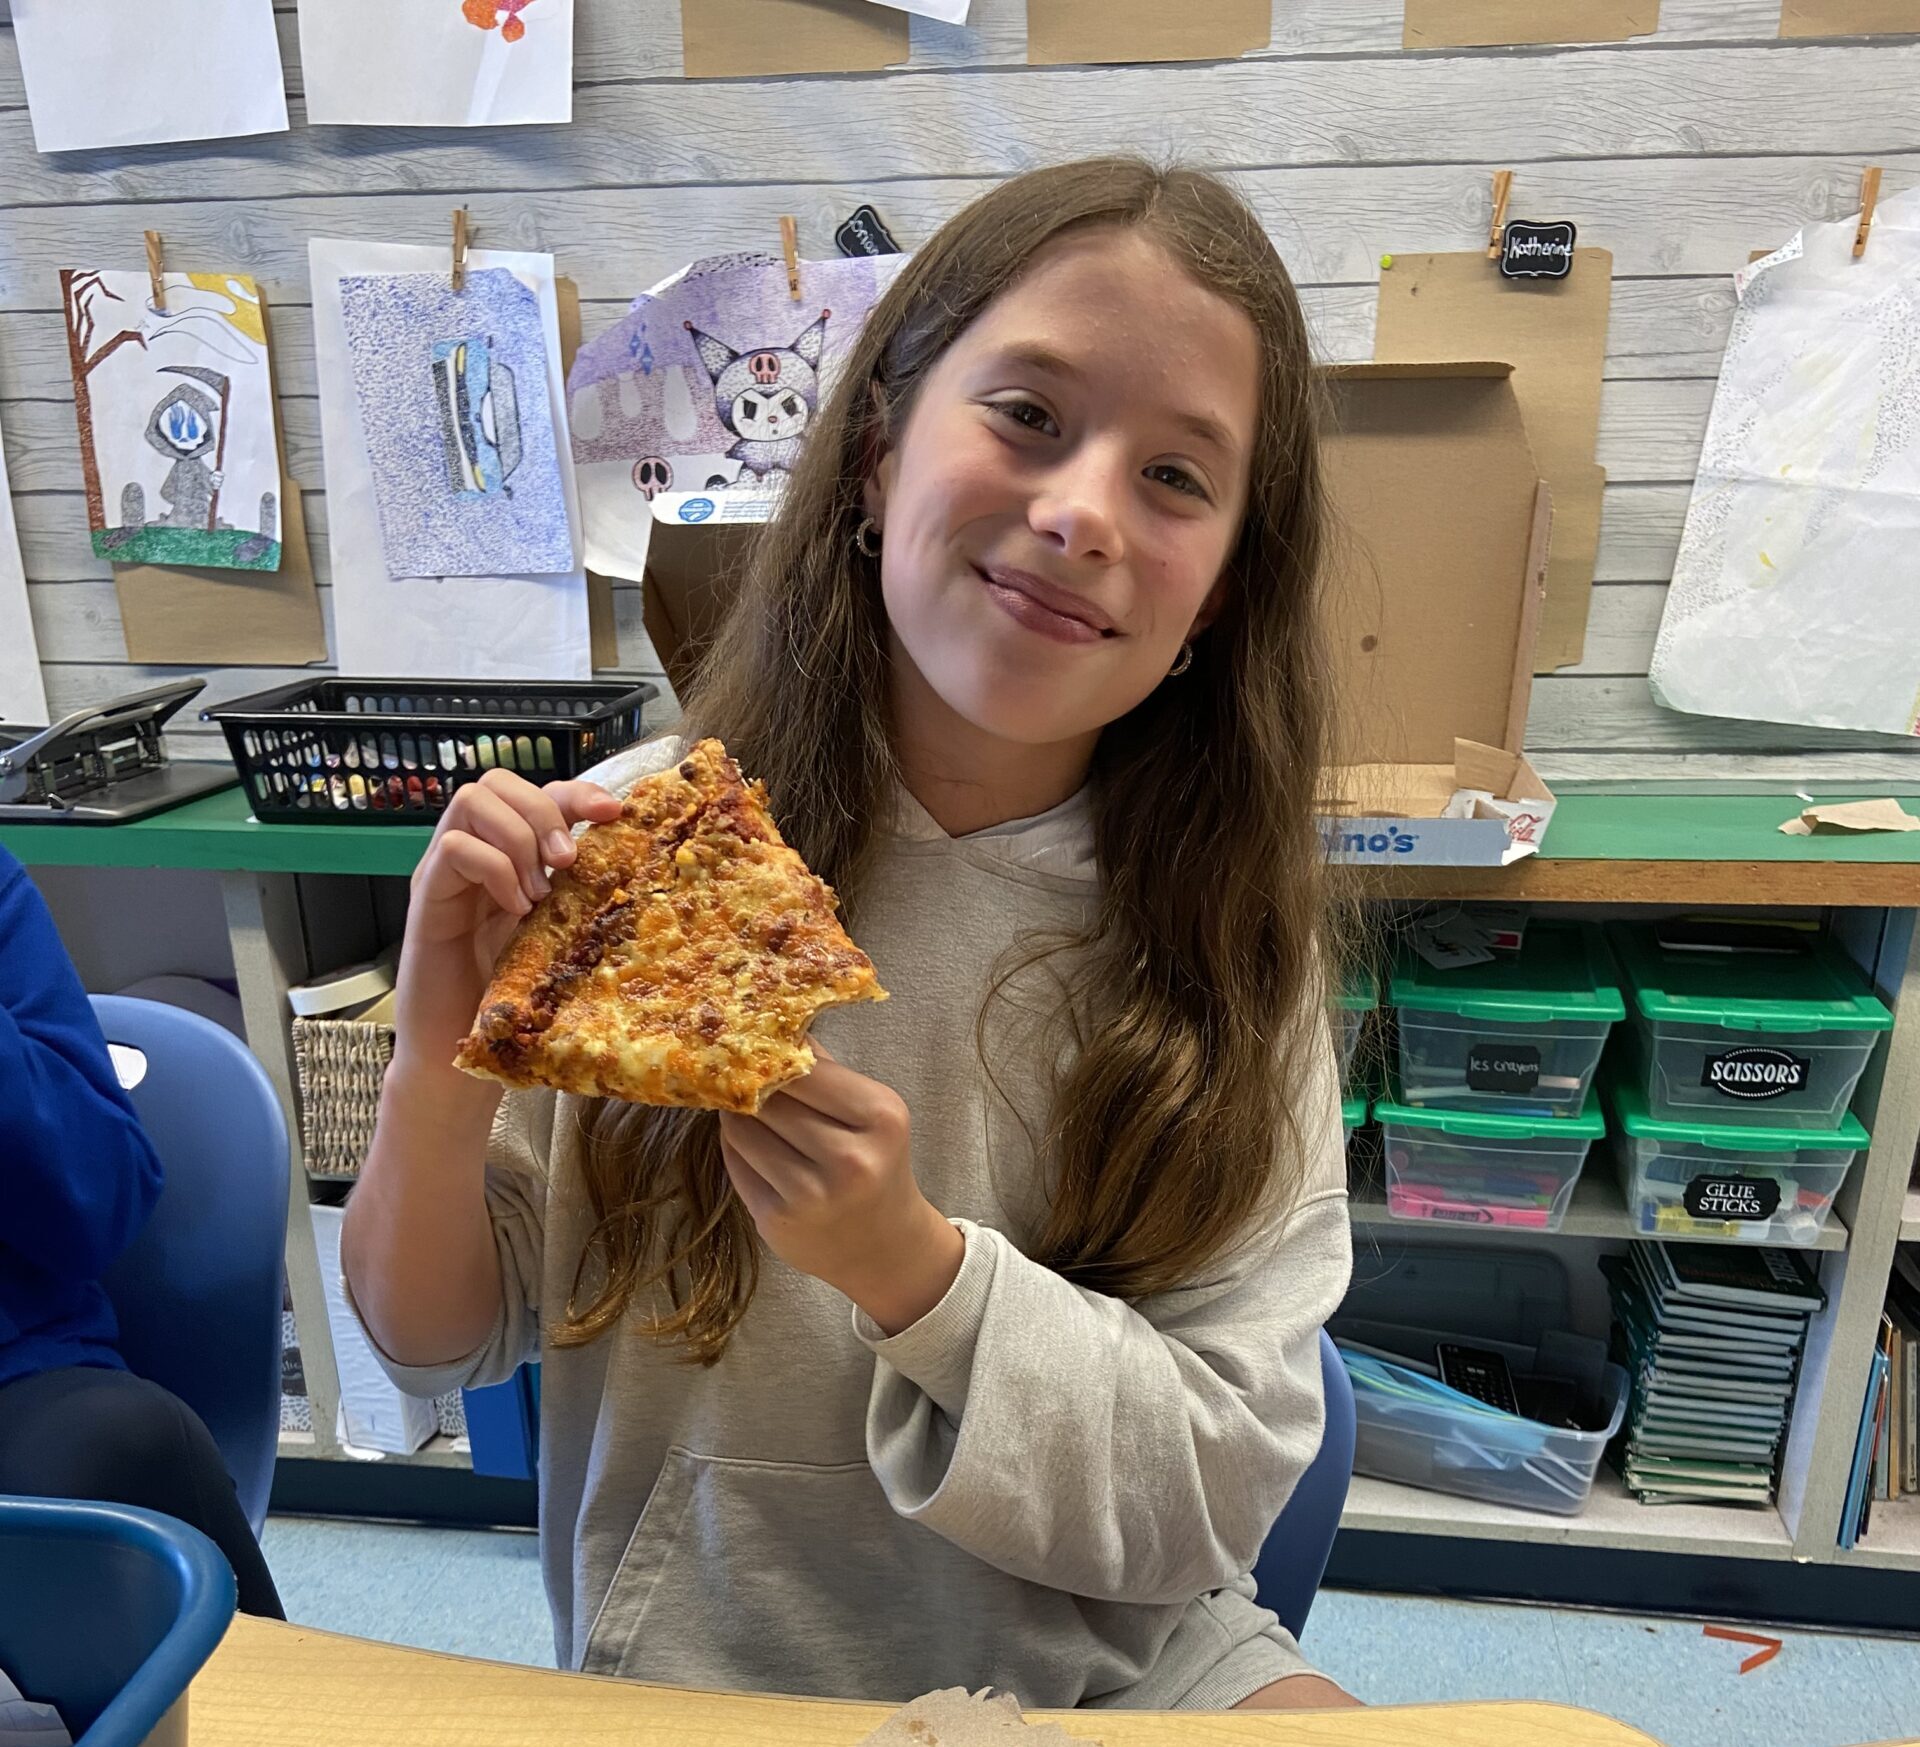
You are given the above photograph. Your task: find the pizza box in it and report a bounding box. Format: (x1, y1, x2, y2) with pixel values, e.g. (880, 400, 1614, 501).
(1317, 361, 1555, 867)
(641, 360, 1554, 870)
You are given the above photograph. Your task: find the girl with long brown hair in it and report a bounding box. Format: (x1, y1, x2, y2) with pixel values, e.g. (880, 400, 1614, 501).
(345, 157, 1355, 1712)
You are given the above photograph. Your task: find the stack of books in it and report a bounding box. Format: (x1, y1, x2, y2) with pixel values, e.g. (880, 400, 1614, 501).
(1604, 1242, 1824, 1507)
(1841, 1247, 1920, 1548)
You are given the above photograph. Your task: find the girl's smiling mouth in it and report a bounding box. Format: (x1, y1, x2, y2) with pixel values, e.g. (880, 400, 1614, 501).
(975, 563, 1117, 644)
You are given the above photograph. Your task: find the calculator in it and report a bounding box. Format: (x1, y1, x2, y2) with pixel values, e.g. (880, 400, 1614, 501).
(1436, 1343, 1521, 1415)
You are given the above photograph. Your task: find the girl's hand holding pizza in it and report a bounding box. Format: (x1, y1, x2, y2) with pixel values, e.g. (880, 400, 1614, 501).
(719, 1046, 964, 1336)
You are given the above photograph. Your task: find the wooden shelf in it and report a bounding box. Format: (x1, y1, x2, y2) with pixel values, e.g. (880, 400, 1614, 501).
(1349, 859, 1920, 906)
(1348, 1161, 1851, 1252)
(1341, 1470, 1797, 1561)
(1834, 1494, 1920, 1571)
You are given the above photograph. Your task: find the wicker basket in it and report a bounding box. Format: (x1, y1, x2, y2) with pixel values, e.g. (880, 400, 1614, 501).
(291, 1000, 395, 1180)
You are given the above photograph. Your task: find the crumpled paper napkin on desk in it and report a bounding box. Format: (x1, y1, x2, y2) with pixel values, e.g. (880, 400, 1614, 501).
(855, 1688, 1096, 1746)
(1779, 798, 1920, 836)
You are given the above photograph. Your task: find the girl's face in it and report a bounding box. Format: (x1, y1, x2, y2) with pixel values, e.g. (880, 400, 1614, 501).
(866, 228, 1262, 751)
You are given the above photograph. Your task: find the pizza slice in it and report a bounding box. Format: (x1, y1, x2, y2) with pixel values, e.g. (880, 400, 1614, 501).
(455, 738, 886, 1113)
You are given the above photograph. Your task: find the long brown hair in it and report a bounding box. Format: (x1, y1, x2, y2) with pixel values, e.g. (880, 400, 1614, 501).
(555, 157, 1337, 1362)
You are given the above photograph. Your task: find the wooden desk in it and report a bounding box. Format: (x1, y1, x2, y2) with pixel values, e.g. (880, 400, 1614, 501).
(188, 1618, 1664, 1747)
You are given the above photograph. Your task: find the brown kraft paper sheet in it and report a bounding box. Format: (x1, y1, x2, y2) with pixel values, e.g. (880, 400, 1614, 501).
(681, 0, 909, 78)
(1026, 0, 1269, 65)
(1373, 250, 1614, 672)
(1403, 1, 1660, 48)
(1779, 0, 1920, 33)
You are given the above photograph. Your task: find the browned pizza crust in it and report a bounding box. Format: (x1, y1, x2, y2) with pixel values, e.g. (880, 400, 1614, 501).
(454, 739, 885, 1112)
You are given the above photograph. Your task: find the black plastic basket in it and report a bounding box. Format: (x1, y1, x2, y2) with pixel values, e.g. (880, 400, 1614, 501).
(205, 677, 660, 825)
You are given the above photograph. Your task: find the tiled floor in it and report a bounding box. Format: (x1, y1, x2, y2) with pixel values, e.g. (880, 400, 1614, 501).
(259, 1517, 1920, 1746)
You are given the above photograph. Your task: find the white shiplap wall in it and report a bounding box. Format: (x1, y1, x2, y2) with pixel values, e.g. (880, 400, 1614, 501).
(4, 0, 1918, 783)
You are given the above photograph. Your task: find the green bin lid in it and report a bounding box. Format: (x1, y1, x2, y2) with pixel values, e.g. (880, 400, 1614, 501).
(1608, 924, 1894, 1034)
(1341, 1094, 1367, 1131)
(1337, 962, 1380, 1013)
(1606, 1073, 1870, 1151)
(1389, 921, 1625, 1025)
(1371, 1085, 1605, 1141)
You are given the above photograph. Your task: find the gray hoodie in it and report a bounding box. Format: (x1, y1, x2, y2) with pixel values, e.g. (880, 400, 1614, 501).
(354, 737, 1352, 1709)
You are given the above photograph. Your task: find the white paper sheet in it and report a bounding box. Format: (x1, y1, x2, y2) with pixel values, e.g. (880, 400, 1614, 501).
(11, 0, 288, 154)
(296, 0, 574, 126)
(867, 0, 971, 20)
(0, 413, 50, 727)
(0, 1667, 71, 1747)
(1649, 185, 1920, 738)
(311, 240, 591, 680)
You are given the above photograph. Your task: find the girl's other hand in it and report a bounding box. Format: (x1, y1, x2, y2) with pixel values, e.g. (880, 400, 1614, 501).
(394, 770, 622, 1078)
(718, 1048, 964, 1335)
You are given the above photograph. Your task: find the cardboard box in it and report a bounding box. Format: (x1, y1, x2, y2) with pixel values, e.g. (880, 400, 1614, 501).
(639, 361, 1555, 867)
(1317, 362, 1555, 866)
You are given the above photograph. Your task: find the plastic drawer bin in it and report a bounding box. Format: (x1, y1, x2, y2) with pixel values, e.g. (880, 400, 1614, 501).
(1333, 1244, 1628, 1517)
(1337, 965, 1379, 1086)
(1609, 924, 1892, 1131)
(1607, 1074, 1865, 1248)
(1375, 1090, 1603, 1232)
(1390, 922, 1623, 1118)
(0, 1495, 236, 1747)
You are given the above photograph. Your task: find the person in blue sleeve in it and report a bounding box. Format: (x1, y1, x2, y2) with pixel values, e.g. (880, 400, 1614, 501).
(0, 844, 283, 1617)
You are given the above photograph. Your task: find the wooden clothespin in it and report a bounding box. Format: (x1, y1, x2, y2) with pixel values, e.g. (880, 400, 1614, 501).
(1487, 170, 1514, 260)
(451, 206, 471, 292)
(779, 215, 801, 300)
(143, 230, 166, 312)
(1854, 166, 1883, 259)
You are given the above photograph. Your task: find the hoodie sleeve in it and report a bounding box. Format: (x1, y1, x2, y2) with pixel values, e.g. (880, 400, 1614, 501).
(344, 1088, 555, 1399)
(855, 1025, 1352, 1607)
(0, 850, 164, 1281)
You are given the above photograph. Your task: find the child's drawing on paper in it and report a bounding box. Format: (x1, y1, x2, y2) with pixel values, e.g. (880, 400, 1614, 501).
(686, 309, 829, 485)
(339, 267, 575, 580)
(461, 0, 535, 41)
(567, 251, 904, 577)
(61, 270, 283, 570)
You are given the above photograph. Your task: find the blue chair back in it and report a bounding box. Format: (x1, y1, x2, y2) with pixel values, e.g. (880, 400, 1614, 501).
(0, 1494, 236, 1747)
(89, 995, 289, 1534)
(1251, 1330, 1356, 1641)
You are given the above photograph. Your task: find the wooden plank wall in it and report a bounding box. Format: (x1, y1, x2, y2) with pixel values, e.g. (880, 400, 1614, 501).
(4, 1, 1917, 784)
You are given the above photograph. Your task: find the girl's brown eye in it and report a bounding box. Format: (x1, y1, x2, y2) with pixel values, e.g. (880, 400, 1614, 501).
(1147, 463, 1208, 502)
(989, 399, 1058, 436)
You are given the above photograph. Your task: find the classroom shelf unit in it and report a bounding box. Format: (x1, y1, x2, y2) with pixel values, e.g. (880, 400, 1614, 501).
(9, 785, 1920, 1592)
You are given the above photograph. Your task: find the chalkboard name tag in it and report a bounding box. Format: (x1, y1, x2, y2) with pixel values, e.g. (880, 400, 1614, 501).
(1702, 1047, 1810, 1101)
(1683, 1175, 1782, 1222)
(1500, 221, 1577, 280)
(836, 204, 902, 259)
(1466, 1042, 1541, 1095)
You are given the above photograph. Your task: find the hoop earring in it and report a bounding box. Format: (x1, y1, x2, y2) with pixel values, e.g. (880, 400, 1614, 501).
(1168, 642, 1194, 678)
(853, 517, 883, 559)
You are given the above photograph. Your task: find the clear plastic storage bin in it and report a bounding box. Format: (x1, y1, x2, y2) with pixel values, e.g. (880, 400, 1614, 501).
(1609, 925, 1892, 1131)
(1332, 1245, 1628, 1516)
(1375, 1090, 1603, 1232)
(1606, 1074, 1865, 1247)
(1338, 965, 1379, 1086)
(1390, 922, 1623, 1117)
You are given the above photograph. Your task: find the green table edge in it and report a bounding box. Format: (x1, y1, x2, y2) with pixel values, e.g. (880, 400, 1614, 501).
(6, 787, 1920, 879)
(1538, 794, 1920, 864)
(0, 783, 432, 876)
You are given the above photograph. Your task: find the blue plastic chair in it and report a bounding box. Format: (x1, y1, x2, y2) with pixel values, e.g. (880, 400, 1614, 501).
(1251, 1330, 1356, 1641)
(89, 995, 290, 1534)
(0, 1495, 236, 1747)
